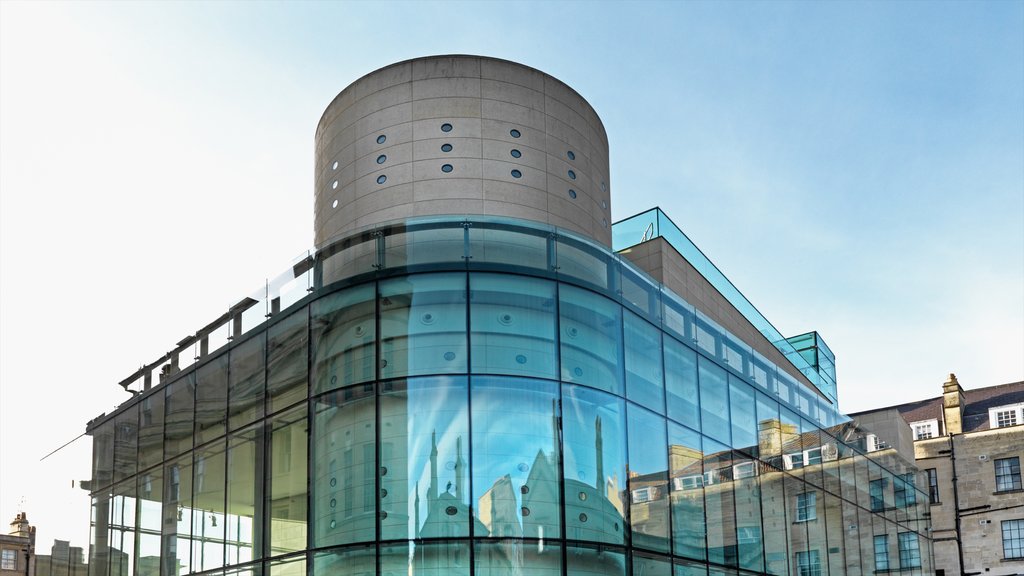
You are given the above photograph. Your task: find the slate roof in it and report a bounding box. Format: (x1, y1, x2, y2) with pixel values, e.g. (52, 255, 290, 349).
(849, 380, 1024, 434)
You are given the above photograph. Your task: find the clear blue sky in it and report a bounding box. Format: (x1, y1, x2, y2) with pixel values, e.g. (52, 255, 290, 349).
(2, 0, 1021, 552)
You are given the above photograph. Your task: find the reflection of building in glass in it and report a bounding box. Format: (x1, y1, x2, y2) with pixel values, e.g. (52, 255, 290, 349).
(852, 375, 1024, 576)
(84, 55, 932, 576)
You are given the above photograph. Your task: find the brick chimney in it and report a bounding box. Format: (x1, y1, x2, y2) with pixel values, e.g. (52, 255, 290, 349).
(942, 373, 966, 435)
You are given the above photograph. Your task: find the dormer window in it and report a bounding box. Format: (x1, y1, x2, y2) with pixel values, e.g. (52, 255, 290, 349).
(911, 419, 939, 440)
(989, 403, 1024, 429)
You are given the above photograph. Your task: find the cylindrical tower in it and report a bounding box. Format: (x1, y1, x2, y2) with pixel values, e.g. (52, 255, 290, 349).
(314, 55, 612, 248)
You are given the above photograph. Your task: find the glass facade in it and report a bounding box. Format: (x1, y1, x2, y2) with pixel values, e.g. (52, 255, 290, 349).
(87, 216, 932, 576)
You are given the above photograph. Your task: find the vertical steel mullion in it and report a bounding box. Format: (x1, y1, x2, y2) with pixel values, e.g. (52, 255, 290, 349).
(554, 280, 568, 576)
(465, 270, 475, 573)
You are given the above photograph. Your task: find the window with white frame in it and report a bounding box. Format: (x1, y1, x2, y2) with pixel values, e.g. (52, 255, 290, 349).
(796, 491, 817, 522)
(1, 549, 15, 570)
(796, 550, 821, 576)
(990, 403, 1024, 429)
(1004, 519, 1024, 560)
(911, 419, 938, 440)
(995, 457, 1022, 492)
(873, 534, 889, 571)
(898, 532, 922, 568)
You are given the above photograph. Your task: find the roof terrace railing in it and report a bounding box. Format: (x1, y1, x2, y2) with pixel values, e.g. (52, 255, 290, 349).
(111, 215, 842, 427)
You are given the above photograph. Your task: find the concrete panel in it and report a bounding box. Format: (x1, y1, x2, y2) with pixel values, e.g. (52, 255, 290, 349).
(480, 99, 546, 132)
(480, 79, 544, 111)
(481, 139, 544, 170)
(411, 56, 481, 81)
(480, 58, 545, 92)
(411, 97, 482, 121)
(481, 159, 545, 191)
(412, 77, 481, 99)
(412, 137, 480, 161)
(412, 158, 483, 182)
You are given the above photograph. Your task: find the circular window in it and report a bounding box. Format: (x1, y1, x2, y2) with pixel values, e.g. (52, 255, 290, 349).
(568, 189, 577, 199)
(567, 150, 575, 160)
(332, 199, 339, 208)
(578, 491, 588, 501)
(332, 180, 338, 190)
(330, 498, 337, 509)
(441, 123, 453, 132)
(521, 507, 531, 517)
(521, 485, 530, 494)
(444, 351, 456, 361)
(376, 154, 386, 164)
(330, 477, 337, 487)
(573, 367, 583, 378)
(441, 143, 452, 152)
(329, 519, 336, 529)
(380, 466, 388, 476)
(515, 354, 527, 364)
(602, 200, 607, 209)
(511, 169, 522, 178)
(510, 149, 521, 158)
(445, 506, 458, 516)
(441, 164, 453, 173)
(376, 134, 386, 144)
(376, 175, 387, 185)
(380, 488, 388, 498)
(602, 218, 608, 228)
(579, 513, 588, 522)
(568, 169, 576, 180)
(601, 181, 607, 192)
(380, 511, 388, 520)
(510, 128, 521, 138)
(332, 161, 338, 170)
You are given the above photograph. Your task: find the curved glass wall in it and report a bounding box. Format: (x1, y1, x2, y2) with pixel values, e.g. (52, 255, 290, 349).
(88, 217, 932, 576)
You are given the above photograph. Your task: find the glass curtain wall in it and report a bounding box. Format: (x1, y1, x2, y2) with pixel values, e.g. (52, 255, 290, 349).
(88, 264, 930, 576)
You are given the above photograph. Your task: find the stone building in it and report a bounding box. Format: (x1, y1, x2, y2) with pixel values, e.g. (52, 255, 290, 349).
(851, 375, 1024, 575)
(1, 513, 35, 576)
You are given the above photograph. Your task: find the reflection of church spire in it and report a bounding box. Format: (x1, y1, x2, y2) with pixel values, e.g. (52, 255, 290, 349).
(414, 481, 421, 534)
(595, 415, 604, 490)
(429, 430, 438, 502)
(455, 436, 466, 501)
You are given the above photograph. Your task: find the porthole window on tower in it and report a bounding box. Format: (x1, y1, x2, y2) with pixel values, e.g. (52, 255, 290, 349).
(332, 161, 338, 170)
(441, 164, 453, 173)
(511, 169, 522, 178)
(441, 143, 452, 153)
(568, 170, 577, 180)
(567, 150, 575, 160)
(331, 199, 338, 208)
(510, 149, 521, 158)
(510, 128, 521, 138)
(568, 189, 577, 199)
(376, 134, 386, 144)
(332, 180, 338, 190)
(376, 155, 386, 164)
(441, 123, 453, 132)
(376, 174, 387, 184)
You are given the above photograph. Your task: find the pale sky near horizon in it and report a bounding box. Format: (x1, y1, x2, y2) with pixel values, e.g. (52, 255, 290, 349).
(2, 0, 1022, 553)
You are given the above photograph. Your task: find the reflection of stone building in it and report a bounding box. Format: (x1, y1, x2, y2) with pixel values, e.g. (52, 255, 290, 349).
(83, 55, 931, 576)
(34, 540, 88, 576)
(852, 375, 1024, 576)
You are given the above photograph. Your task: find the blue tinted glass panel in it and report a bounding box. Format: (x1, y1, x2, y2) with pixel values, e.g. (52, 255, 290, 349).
(559, 285, 623, 395)
(312, 385, 375, 547)
(562, 384, 627, 545)
(565, 544, 625, 575)
(470, 274, 557, 379)
(734, 463, 764, 572)
(668, 423, 705, 561)
(228, 333, 265, 432)
(313, 543, 376, 574)
(311, 284, 376, 394)
(702, 437, 736, 567)
(664, 337, 699, 429)
(380, 541, 471, 575)
(698, 358, 730, 444)
(628, 405, 670, 552)
(266, 309, 309, 413)
(729, 376, 757, 454)
(380, 377, 470, 540)
(266, 405, 307, 556)
(471, 377, 561, 539)
(625, 311, 665, 414)
(380, 273, 467, 378)
(475, 540, 561, 575)
(755, 392, 781, 461)
(164, 372, 196, 459)
(468, 224, 549, 271)
(633, 555, 672, 576)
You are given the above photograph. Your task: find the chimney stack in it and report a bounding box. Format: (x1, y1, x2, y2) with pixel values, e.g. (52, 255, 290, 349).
(942, 373, 966, 435)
